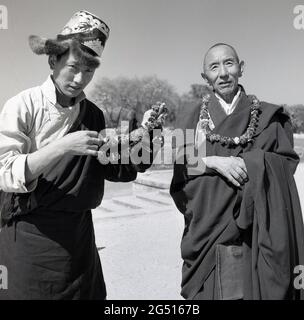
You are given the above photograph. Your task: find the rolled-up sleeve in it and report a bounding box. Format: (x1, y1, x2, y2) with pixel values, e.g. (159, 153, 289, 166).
(0, 95, 37, 193)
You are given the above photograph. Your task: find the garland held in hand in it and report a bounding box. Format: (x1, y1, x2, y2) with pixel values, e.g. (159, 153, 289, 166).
(199, 94, 261, 146)
(97, 102, 167, 163)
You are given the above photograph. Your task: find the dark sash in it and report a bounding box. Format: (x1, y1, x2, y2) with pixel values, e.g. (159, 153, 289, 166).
(3, 100, 107, 225)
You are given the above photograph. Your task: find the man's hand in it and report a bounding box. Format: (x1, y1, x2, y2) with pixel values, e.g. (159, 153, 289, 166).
(57, 131, 102, 157)
(141, 109, 153, 129)
(207, 156, 248, 187)
(141, 102, 167, 129)
(25, 130, 102, 184)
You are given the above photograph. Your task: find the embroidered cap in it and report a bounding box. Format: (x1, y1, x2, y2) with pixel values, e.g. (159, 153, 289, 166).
(58, 10, 110, 56)
(29, 10, 110, 58)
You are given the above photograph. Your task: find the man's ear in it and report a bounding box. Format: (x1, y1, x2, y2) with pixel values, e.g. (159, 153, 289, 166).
(201, 72, 211, 86)
(238, 60, 245, 77)
(48, 55, 57, 70)
(201, 72, 210, 84)
(201, 72, 207, 81)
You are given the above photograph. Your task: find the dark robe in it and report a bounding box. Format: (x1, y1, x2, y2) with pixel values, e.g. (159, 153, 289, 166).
(0, 99, 139, 300)
(170, 91, 304, 300)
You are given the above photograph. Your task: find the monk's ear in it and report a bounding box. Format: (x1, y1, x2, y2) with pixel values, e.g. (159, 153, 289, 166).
(238, 60, 245, 78)
(201, 72, 211, 86)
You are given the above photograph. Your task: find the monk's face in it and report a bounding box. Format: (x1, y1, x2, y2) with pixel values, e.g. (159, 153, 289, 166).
(51, 50, 96, 98)
(202, 45, 244, 103)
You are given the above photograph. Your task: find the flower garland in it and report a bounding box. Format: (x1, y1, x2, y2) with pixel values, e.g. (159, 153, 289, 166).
(97, 102, 167, 163)
(199, 93, 261, 146)
(100, 102, 167, 148)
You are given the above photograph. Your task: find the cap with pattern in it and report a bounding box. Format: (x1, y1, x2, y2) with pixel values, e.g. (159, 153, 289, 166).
(29, 10, 110, 58)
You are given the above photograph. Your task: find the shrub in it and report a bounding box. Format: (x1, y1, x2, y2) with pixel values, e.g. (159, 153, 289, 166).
(284, 104, 304, 133)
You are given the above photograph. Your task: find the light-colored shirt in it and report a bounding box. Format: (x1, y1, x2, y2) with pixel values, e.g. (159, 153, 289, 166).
(0, 76, 85, 193)
(215, 87, 241, 116)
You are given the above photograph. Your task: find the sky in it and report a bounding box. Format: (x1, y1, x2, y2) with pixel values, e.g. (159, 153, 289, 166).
(0, 0, 303, 109)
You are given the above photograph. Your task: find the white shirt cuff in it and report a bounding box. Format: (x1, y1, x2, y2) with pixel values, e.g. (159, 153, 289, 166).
(11, 154, 37, 193)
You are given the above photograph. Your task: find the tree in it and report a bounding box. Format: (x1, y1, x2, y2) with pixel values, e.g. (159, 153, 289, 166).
(182, 84, 212, 101)
(175, 84, 211, 129)
(284, 104, 304, 133)
(88, 76, 180, 128)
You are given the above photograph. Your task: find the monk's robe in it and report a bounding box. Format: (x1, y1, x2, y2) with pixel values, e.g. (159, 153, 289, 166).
(170, 92, 304, 300)
(0, 100, 139, 300)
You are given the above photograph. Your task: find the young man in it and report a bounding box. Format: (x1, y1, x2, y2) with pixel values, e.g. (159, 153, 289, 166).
(170, 43, 304, 300)
(0, 11, 158, 300)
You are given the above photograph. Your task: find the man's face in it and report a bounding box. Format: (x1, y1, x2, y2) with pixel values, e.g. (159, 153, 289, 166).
(202, 45, 244, 102)
(51, 50, 96, 98)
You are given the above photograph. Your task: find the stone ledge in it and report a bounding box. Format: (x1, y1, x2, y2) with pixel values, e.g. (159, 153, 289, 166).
(133, 169, 173, 190)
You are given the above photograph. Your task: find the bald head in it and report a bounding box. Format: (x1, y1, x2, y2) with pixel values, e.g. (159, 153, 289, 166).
(203, 43, 240, 71)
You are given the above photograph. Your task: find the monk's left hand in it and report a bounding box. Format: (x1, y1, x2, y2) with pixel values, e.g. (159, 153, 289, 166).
(207, 156, 248, 187)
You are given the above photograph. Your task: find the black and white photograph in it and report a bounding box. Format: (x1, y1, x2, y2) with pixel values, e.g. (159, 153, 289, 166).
(0, 0, 304, 306)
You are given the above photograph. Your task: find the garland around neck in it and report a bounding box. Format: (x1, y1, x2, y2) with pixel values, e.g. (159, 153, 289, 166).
(199, 93, 261, 147)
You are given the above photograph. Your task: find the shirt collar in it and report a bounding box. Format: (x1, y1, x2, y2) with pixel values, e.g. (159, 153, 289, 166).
(40, 75, 86, 106)
(215, 87, 242, 115)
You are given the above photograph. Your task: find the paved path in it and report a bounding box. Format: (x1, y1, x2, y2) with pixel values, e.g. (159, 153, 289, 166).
(94, 208, 183, 300)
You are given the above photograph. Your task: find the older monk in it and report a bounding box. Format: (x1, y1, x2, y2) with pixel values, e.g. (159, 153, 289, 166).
(170, 43, 304, 300)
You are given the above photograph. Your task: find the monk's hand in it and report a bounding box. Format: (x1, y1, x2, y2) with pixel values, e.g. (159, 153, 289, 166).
(57, 131, 102, 157)
(207, 156, 248, 188)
